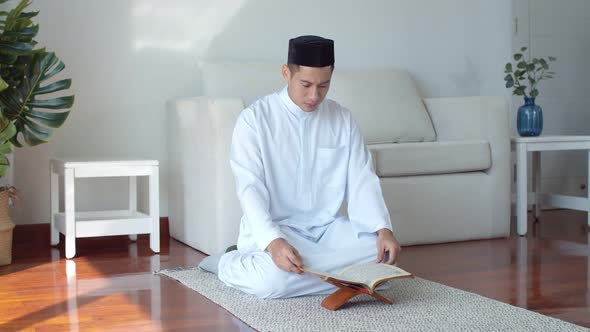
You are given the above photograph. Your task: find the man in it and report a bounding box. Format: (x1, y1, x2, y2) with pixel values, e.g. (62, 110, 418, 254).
(205, 35, 401, 299)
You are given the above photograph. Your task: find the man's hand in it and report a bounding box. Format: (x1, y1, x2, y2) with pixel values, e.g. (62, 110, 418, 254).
(375, 228, 401, 265)
(266, 238, 304, 274)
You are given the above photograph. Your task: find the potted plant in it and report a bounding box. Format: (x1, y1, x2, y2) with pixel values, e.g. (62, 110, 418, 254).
(0, 0, 74, 265)
(504, 46, 556, 137)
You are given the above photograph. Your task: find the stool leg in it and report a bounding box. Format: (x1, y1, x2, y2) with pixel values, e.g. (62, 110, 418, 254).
(516, 143, 528, 236)
(128, 175, 137, 242)
(50, 164, 60, 246)
(64, 168, 76, 259)
(149, 166, 160, 253)
(532, 151, 541, 221)
(587, 151, 590, 227)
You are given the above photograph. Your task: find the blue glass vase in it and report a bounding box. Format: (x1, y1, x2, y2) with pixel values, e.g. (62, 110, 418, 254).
(517, 97, 543, 137)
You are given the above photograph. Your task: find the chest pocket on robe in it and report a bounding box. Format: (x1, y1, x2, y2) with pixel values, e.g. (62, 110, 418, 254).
(315, 146, 347, 189)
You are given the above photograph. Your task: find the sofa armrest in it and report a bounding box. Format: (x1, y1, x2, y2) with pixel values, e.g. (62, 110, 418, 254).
(423, 96, 510, 169)
(166, 96, 244, 255)
(424, 96, 510, 170)
(423, 96, 510, 236)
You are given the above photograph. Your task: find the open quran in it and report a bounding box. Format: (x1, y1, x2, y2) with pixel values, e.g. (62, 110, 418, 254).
(303, 263, 413, 310)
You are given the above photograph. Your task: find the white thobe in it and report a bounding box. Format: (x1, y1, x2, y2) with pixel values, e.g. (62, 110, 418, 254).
(218, 85, 392, 299)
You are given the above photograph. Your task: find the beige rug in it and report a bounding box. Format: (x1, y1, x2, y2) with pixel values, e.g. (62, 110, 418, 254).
(158, 267, 588, 332)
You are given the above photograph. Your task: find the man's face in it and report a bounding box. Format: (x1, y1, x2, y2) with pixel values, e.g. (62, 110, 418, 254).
(282, 64, 333, 112)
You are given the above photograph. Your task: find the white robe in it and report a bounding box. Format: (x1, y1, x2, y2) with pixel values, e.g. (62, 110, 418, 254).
(218, 85, 392, 298)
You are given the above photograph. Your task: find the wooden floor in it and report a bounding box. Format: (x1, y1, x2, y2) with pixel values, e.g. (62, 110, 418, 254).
(1, 211, 589, 331)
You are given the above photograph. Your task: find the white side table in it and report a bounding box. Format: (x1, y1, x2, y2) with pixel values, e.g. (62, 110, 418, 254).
(512, 135, 590, 235)
(50, 158, 160, 258)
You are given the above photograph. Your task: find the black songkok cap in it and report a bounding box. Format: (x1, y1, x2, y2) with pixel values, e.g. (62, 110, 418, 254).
(288, 35, 335, 67)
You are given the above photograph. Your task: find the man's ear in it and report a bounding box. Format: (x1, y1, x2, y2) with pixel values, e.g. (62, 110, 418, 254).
(282, 64, 290, 82)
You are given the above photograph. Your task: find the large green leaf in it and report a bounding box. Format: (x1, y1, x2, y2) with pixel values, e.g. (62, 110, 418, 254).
(0, 163, 9, 178)
(0, 118, 15, 142)
(0, 75, 7, 92)
(2, 25, 38, 38)
(19, 11, 39, 19)
(0, 1, 31, 30)
(0, 0, 37, 73)
(0, 119, 15, 178)
(0, 140, 11, 154)
(34, 78, 70, 95)
(0, 40, 32, 54)
(0, 52, 17, 64)
(0, 52, 74, 147)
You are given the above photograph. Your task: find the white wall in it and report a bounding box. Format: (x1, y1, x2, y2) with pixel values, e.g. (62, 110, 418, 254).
(12, 0, 512, 224)
(531, 0, 590, 197)
(511, 0, 590, 200)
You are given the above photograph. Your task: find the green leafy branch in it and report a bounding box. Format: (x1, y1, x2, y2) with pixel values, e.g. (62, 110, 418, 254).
(504, 46, 556, 98)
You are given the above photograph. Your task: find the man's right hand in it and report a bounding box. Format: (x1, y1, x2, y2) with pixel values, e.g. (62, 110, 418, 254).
(266, 238, 303, 274)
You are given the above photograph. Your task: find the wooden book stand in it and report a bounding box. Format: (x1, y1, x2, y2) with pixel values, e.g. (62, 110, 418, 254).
(320, 278, 393, 311)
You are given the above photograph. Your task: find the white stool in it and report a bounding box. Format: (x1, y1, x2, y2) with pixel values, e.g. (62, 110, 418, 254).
(512, 135, 590, 235)
(50, 158, 160, 259)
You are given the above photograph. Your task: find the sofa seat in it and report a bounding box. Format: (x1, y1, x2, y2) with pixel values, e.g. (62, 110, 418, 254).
(369, 140, 492, 177)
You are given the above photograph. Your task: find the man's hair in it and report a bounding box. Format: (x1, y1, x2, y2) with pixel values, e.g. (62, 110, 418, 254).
(287, 63, 334, 74)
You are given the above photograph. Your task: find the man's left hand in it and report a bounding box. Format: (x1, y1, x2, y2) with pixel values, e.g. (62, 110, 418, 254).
(375, 228, 401, 265)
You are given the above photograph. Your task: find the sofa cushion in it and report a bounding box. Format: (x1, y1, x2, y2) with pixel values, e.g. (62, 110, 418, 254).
(369, 140, 491, 177)
(329, 69, 436, 144)
(200, 62, 436, 144)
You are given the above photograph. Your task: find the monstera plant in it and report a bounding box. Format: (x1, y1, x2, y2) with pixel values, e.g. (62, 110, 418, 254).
(0, 0, 74, 180)
(0, 0, 73, 265)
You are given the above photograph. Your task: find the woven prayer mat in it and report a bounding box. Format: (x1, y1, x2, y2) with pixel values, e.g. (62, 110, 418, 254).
(157, 267, 588, 332)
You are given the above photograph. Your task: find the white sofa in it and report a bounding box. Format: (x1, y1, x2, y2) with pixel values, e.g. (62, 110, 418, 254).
(167, 62, 511, 255)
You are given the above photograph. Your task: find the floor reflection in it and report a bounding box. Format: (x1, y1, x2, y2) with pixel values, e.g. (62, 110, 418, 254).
(516, 236, 528, 308)
(513, 214, 590, 313)
(66, 259, 79, 331)
(61, 241, 162, 330)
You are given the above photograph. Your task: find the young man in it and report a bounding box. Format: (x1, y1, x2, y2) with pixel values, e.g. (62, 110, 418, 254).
(209, 35, 401, 299)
